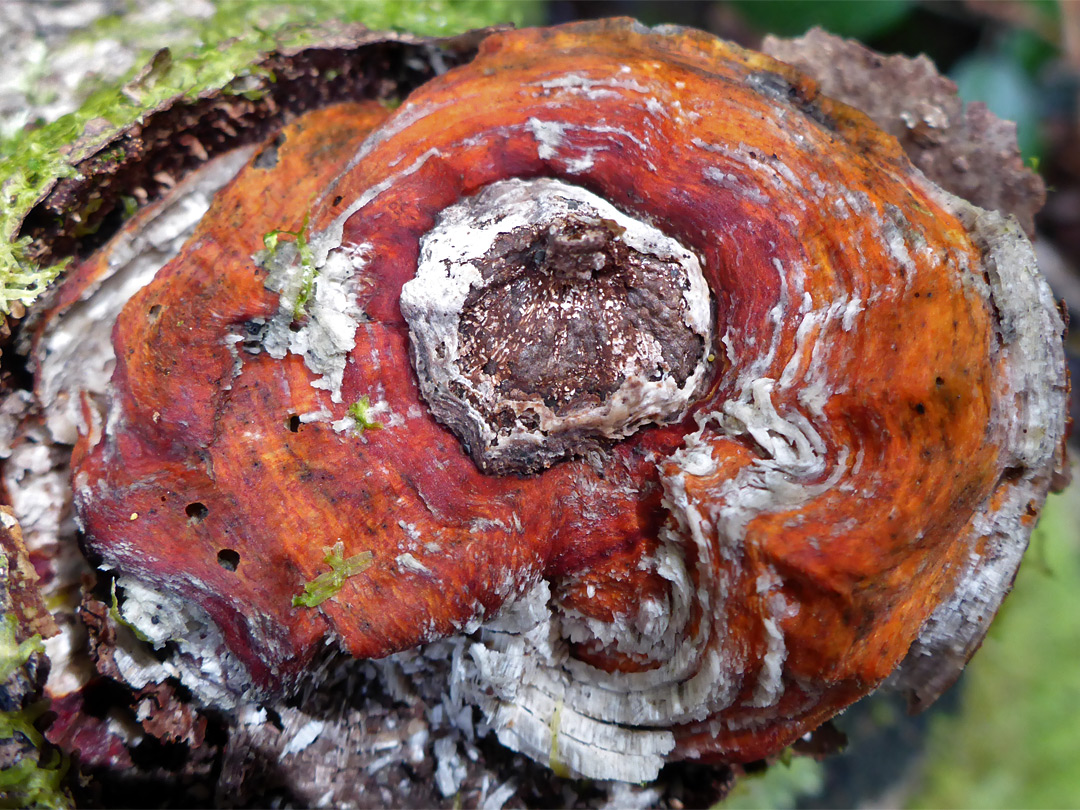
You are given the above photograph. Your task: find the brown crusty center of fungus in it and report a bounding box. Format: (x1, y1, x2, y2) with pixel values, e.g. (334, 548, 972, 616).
(401, 178, 713, 474)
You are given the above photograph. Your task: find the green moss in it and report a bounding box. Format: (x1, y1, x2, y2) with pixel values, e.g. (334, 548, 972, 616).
(0, 36, 277, 315)
(193, 0, 539, 42)
(907, 491, 1080, 809)
(0, 609, 70, 809)
(0, 239, 64, 316)
(0, 701, 70, 809)
(347, 396, 382, 435)
(292, 227, 317, 319)
(292, 541, 374, 608)
(1, 0, 536, 319)
(0, 613, 43, 686)
(263, 218, 317, 318)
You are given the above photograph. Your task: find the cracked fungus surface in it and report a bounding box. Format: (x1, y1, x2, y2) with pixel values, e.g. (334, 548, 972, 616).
(35, 18, 1067, 783)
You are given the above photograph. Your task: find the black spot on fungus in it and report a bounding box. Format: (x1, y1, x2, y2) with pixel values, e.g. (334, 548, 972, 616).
(288, 414, 301, 432)
(914, 403, 926, 415)
(746, 70, 835, 131)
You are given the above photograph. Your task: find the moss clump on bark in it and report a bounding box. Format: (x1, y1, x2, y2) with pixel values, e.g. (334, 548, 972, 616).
(0, 0, 536, 319)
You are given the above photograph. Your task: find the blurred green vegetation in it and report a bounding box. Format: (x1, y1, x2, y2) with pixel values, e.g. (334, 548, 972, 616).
(720, 756, 824, 809)
(908, 490, 1080, 809)
(731, 0, 914, 40)
(949, 22, 1059, 160)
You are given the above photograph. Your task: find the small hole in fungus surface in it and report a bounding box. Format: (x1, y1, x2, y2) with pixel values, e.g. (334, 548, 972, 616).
(914, 403, 926, 415)
(265, 707, 284, 731)
(186, 502, 209, 521)
(288, 414, 301, 432)
(935, 376, 945, 386)
(147, 304, 162, 322)
(217, 549, 240, 571)
(253, 132, 285, 169)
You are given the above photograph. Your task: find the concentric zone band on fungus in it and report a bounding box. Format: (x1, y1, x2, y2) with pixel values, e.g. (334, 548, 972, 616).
(65, 18, 1066, 780)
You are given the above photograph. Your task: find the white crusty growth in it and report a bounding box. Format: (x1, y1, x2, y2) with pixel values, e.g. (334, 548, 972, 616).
(261, 238, 373, 404)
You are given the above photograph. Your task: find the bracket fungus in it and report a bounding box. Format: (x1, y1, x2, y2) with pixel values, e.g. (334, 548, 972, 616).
(10, 18, 1068, 787)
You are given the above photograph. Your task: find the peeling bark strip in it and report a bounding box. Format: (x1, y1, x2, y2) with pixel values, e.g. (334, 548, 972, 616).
(28, 18, 1066, 785)
(11, 26, 498, 274)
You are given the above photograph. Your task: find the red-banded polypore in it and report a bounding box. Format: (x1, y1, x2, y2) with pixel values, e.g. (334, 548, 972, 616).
(30, 19, 1067, 782)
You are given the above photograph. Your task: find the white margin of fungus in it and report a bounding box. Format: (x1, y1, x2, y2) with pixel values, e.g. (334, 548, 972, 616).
(889, 190, 1068, 702)
(35, 146, 256, 444)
